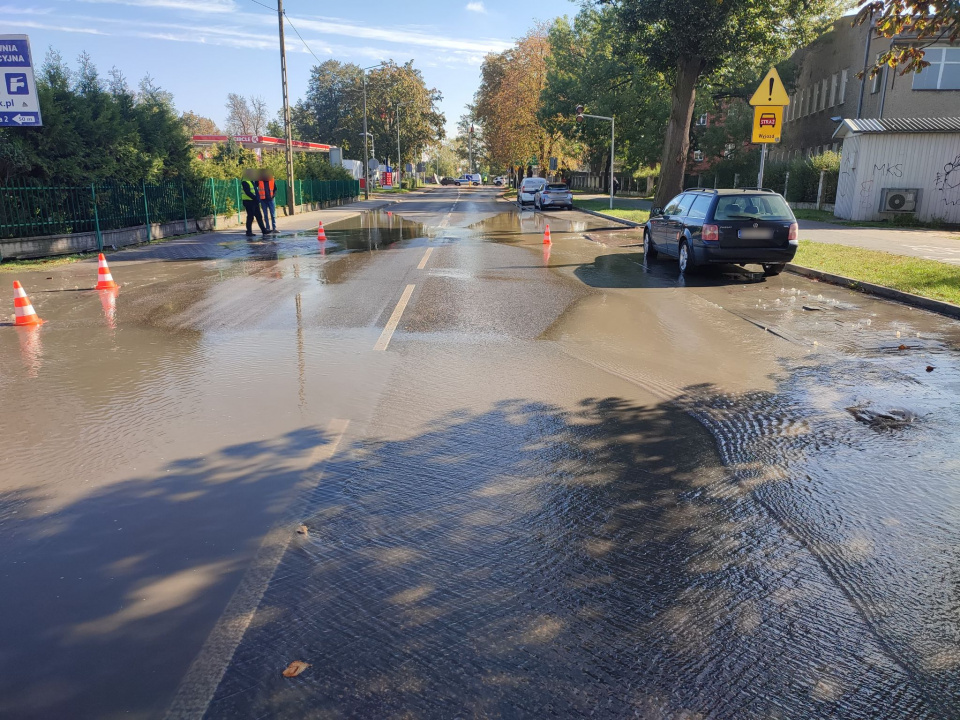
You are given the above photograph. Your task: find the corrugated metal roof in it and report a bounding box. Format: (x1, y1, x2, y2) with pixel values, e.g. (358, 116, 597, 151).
(834, 117, 960, 138)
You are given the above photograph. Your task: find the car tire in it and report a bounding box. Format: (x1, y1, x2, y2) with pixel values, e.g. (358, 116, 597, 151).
(763, 263, 785, 277)
(643, 231, 658, 261)
(678, 240, 695, 274)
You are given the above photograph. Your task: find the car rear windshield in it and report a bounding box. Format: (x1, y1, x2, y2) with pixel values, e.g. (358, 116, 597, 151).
(521, 180, 545, 189)
(714, 195, 794, 221)
(546, 184, 568, 191)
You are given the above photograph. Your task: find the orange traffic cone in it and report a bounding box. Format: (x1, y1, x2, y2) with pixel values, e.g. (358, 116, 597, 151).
(317, 221, 327, 241)
(543, 224, 552, 245)
(13, 281, 42, 326)
(96, 253, 118, 290)
(99, 287, 119, 329)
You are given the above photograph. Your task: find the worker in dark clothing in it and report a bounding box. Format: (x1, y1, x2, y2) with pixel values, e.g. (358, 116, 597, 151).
(241, 168, 267, 239)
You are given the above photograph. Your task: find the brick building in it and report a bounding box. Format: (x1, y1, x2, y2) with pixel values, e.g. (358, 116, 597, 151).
(773, 17, 960, 163)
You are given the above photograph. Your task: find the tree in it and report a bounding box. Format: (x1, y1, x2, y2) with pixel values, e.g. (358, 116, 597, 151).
(854, 0, 960, 77)
(541, 8, 671, 189)
(224, 94, 269, 135)
(474, 26, 570, 174)
(1, 50, 194, 183)
(609, 0, 841, 208)
(291, 59, 445, 165)
(181, 111, 219, 135)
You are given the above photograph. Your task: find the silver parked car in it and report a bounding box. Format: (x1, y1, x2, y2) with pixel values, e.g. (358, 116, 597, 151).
(535, 183, 573, 210)
(518, 177, 546, 207)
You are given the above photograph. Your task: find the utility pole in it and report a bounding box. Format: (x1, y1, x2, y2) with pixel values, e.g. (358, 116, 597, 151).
(576, 105, 615, 210)
(277, 0, 296, 215)
(469, 124, 474, 174)
(363, 72, 370, 199)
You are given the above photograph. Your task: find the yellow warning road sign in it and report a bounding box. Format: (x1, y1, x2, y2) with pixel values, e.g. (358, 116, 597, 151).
(752, 105, 783, 143)
(749, 68, 790, 107)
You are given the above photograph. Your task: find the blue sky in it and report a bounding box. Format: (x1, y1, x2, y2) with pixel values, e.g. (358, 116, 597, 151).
(2, 0, 580, 139)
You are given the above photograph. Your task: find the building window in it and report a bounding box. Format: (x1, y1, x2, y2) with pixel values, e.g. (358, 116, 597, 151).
(693, 150, 704, 162)
(811, 84, 819, 113)
(830, 73, 838, 106)
(724, 143, 735, 157)
(697, 114, 708, 126)
(912, 47, 960, 90)
(839, 69, 848, 103)
(821, 78, 829, 110)
(871, 54, 884, 93)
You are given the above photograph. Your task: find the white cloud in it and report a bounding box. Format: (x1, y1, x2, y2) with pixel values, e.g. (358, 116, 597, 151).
(465, 1, 486, 13)
(77, 0, 237, 13)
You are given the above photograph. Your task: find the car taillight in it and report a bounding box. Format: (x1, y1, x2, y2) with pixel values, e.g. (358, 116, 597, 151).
(788, 222, 798, 241)
(702, 224, 719, 243)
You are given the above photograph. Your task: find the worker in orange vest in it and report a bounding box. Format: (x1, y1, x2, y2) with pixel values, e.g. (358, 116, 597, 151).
(258, 169, 278, 234)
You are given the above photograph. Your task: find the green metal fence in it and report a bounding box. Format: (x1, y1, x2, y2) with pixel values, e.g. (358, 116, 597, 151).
(0, 177, 361, 244)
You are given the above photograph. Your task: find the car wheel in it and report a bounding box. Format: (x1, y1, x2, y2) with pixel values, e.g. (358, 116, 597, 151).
(763, 263, 785, 277)
(643, 231, 658, 260)
(678, 240, 694, 274)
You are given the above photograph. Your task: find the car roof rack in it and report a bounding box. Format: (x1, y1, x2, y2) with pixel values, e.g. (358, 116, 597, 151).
(734, 187, 776, 192)
(685, 187, 717, 193)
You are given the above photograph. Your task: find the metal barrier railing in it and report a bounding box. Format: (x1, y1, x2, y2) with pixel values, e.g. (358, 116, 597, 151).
(0, 177, 362, 243)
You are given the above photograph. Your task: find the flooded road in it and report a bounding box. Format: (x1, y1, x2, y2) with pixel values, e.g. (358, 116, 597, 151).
(1, 188, 958, 719)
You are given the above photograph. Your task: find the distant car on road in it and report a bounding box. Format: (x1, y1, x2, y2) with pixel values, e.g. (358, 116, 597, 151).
(517, 177, 547, 207)
(644, 188, 799, 276)
(439, 176, 457, 185)
(535, 183, 573, 210)
(493, 176, 505, 186)
(455, 174, 482, 186)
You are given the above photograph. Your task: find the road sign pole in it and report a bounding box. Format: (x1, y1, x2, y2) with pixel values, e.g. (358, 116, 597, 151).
(757, 143, 767, 189)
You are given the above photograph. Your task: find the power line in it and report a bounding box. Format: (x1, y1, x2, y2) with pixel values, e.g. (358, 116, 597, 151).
(282, 11, 323, 65)
(248, 1, 323, 66)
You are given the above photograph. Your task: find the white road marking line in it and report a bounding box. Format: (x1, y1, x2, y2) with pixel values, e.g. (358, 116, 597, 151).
(417, 247, 434, 270)
(438, 190, 459, 228)
(163, 419, 350, 720)
(374, 284, 416, 352)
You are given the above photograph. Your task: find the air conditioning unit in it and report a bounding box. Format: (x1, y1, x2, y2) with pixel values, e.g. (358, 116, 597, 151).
(880, 188, 920, 213)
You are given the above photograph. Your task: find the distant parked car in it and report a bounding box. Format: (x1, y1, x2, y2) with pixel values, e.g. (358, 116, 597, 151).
(517, 177, 547, 207)
(493, 176, 505, 186)
(535, 183, 573, 210)
(643, 188, 799, 276)
(455, 173, 482, 186)
(440, 176, 457, 185)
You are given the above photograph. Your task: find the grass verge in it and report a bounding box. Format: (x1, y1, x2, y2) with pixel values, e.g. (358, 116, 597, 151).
(794, 239, 960, 306)
(502, 188, 517, 199)
(575, 199, 650, 224)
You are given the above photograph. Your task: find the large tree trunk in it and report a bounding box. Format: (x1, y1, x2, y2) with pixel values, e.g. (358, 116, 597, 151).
(653, 56, 702, 209)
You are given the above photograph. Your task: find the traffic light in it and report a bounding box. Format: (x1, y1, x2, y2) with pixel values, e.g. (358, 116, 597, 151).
(575, 105, 584, 123)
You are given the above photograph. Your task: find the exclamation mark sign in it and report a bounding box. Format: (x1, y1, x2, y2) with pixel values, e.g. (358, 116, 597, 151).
(768, 77, 774, 102)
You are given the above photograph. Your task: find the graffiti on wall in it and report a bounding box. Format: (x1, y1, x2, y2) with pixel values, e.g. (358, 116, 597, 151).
(934, 155, 960, 206)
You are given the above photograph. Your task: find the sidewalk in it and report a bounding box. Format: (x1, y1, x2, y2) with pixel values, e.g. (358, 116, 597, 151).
(798, 220, 960, 266)
(108, 196, 399, 263)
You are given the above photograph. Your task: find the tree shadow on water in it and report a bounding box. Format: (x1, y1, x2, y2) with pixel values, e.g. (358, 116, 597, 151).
(0, 426, 336, 720)
(205, 394, 935, 720)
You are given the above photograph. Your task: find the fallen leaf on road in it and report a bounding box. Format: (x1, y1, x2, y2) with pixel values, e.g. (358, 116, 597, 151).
(898, 344, 907, 350)
(296, 524, 309, 535)
(926, 366, 935, 372)
(282, 661, 310, 678)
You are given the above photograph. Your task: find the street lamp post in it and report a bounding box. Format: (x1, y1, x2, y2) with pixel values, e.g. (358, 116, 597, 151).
(579, 109, 616, 210)
(361, 62, 387, 200)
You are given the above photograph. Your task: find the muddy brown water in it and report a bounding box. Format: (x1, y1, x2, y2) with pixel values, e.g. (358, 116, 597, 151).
(1, 202, 959, 718)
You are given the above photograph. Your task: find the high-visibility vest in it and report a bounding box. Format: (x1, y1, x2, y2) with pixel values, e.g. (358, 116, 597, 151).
(257, 180, 266, 200)
(241, 178, 257, 201)
(267, 178, 276, 199)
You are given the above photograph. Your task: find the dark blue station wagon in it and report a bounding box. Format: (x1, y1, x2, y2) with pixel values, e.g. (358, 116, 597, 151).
(644, 189, 799, 276)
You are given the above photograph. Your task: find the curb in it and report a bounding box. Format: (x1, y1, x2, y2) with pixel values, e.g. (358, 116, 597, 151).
(571, 206, 641, 227)
(785, 263, 960, 320)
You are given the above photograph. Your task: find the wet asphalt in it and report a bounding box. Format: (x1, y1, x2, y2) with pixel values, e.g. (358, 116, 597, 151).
(1, 187, 959, 719)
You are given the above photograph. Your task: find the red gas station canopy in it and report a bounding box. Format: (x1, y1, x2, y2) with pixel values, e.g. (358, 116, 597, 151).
(191, 135, 332, 153)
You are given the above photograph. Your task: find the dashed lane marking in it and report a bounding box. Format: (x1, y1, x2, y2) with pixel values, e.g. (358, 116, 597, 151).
(417, 247, 434, 270)
(164, 418, 351, 720)
(373, 284, 416, 352)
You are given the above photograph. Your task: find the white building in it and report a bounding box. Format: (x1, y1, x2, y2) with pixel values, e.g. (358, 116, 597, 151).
(833, 118, 960, 223)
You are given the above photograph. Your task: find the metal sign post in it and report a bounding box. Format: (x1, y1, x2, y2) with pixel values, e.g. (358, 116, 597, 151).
(0, 35, 42, 127)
